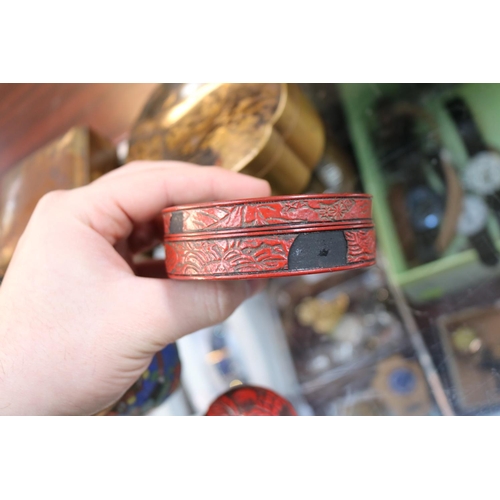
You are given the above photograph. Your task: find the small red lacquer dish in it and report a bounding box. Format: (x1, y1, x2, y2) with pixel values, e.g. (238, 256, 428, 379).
(162, 194, 375, 280)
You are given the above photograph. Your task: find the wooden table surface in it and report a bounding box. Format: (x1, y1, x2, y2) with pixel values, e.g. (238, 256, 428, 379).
(0, 83, 159, 174)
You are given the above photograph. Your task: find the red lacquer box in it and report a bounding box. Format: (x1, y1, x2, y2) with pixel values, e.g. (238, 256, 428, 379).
(162, 194, 375, 280)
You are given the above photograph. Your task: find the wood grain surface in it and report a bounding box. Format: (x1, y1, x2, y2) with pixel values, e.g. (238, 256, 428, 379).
(0, 83, 159, 174)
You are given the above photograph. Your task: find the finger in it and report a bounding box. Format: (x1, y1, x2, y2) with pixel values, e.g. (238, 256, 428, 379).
(130, 277, 267, 347)
(73, 163, 271, 245)
(93, 160, 192, 182)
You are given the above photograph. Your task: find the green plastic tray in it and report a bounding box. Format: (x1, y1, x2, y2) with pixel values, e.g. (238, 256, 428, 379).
(339, 84, 500, 303)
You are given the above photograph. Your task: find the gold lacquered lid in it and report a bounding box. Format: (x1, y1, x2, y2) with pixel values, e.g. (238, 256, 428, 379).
(127, 83, 325, 195)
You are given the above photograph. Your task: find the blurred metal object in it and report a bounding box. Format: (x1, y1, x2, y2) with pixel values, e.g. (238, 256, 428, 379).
(314, 142, 358, 194)
(127, 83, 325, 195)
(451, 326, 483, 356)
(437, 306, 500, 414)
(371, 355, 432, 416)
(0, 127, 118, 279)
(295, 294, 350, 335)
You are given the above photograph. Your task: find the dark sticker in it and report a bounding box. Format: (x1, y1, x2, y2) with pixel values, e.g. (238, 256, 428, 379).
(169, 212, 184, 234)
(288, 230, 347, 270)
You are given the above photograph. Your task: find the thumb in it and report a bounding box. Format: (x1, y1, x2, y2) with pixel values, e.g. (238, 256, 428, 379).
(130, 277, 266, 347)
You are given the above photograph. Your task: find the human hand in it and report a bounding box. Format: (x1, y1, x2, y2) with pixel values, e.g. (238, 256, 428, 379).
(0, 161, 270, 415)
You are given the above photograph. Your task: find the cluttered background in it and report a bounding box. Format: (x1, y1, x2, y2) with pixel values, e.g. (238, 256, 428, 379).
(2, 83, 500, 416)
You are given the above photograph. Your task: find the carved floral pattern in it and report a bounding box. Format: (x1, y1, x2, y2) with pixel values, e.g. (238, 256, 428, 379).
(165, 235, 296, 276)
(164, 197, 371, 234)
(165, 227, 376, 277)
(345, 229, 376, 264)
(317, 198, 356, 220)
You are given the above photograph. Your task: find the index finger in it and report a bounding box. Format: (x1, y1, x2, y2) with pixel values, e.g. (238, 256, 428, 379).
(72, 161, 271, 244)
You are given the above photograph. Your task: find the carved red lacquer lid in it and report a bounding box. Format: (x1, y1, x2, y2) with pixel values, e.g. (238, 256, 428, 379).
(163, 193, 372, 236)
(205, 386, 297, 416)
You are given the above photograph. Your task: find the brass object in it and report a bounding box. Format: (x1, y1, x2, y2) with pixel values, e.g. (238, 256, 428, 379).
(295, 293, 350, 335)
(437, 307, 500, 413)
(0, 127, 118, 278)
(371, 355, 432, 416)
(127, 83, 325, 195)
(451, 326, 482, 356)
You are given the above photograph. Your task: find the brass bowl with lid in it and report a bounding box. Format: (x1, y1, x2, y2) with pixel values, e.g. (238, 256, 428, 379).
(127, 83, 325, 195)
